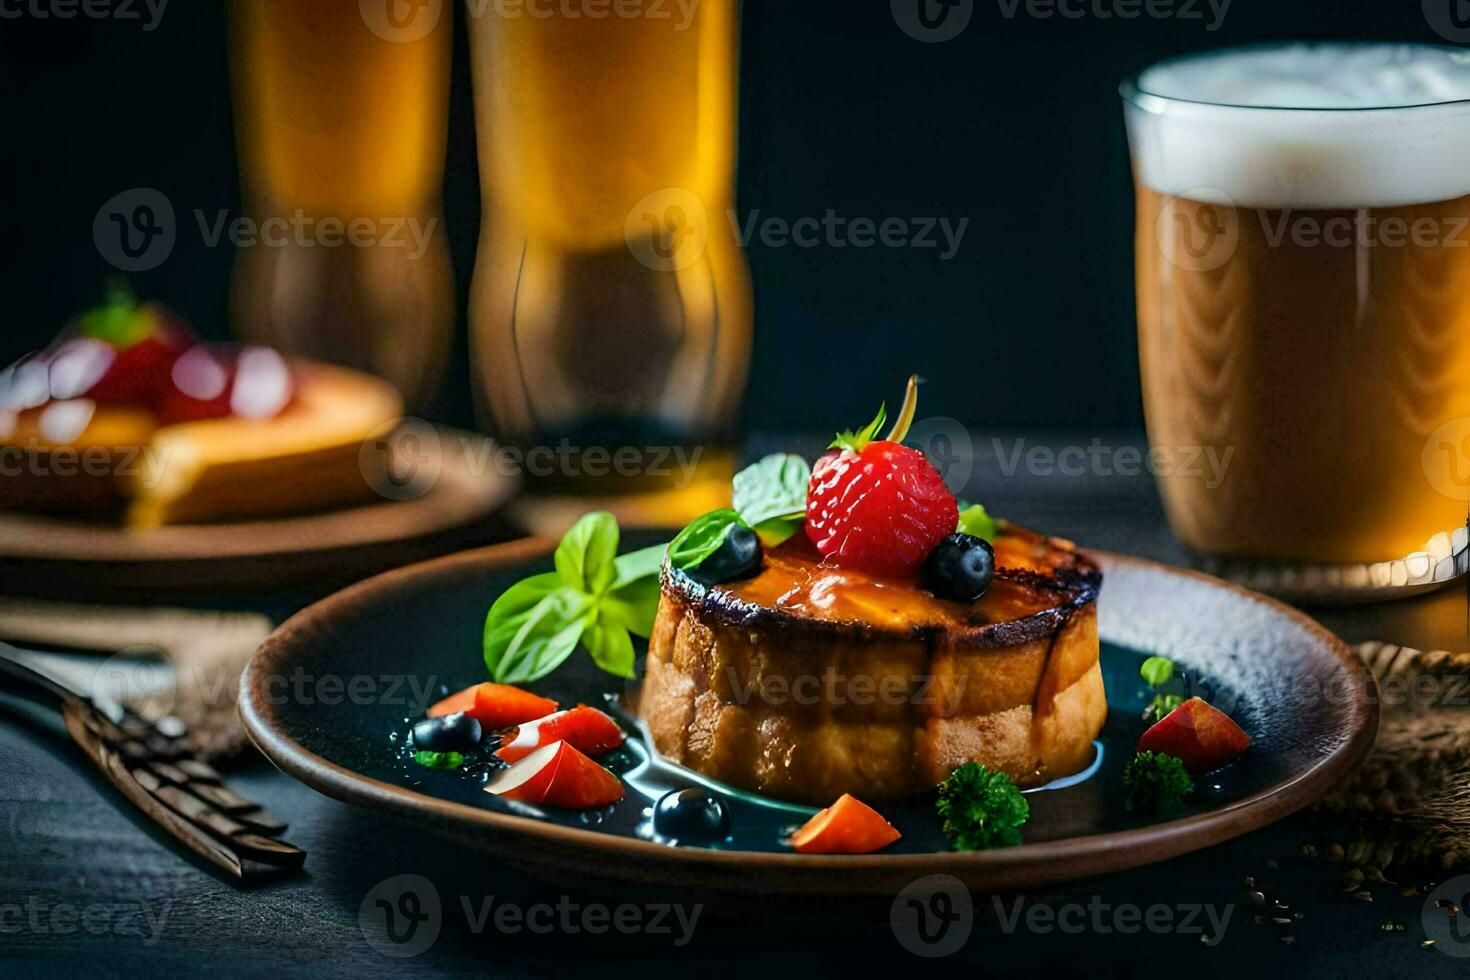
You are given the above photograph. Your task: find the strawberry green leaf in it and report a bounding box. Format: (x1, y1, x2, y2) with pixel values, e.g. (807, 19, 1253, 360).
(956, 503, 998, 543)
(829, 402, 887, 453)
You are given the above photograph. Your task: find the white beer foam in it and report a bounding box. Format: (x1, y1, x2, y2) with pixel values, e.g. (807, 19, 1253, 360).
(1125, 45, 1470, 209)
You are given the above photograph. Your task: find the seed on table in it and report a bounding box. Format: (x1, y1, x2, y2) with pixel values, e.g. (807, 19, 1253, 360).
(1339, 869, 1364, 890)
(1300, 844, 1318, 859)
(1328, 843, 1346, 862)
(1363, 866, 1386, 882)
(1247, 891, 1266, 906)
(1422, 940, 1436, 951)
(1354, 891, 1374, 903)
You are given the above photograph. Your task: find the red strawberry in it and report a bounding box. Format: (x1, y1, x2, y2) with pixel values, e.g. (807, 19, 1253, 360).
(72, 282, 196, 405)
(156, 344, 294, 426)
(805, 376, 957, 578)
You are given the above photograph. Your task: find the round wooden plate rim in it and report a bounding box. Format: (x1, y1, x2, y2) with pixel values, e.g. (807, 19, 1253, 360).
(240, 540, 1379, 890)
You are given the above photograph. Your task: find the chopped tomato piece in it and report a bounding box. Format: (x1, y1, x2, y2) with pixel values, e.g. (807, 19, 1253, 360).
(495, 706, 625, 764)
(485, 740, 623, 809)
(428, 682, 558, 730)
(1137, 696, 1249, 773)
(789, 793, 901, 854)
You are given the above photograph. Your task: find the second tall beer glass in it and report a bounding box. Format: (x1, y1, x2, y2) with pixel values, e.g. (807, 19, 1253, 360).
(467, 1, 753, 520)
(1125, 44, 1470, 600)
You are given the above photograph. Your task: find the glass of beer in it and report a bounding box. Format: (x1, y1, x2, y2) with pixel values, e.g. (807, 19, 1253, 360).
(230, 0, 455, 410)
(1124, 44, 1470, 601)
(465, 1, 753, 528)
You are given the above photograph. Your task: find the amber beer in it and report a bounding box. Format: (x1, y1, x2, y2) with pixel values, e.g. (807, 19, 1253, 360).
(1125, 45, 1470, 596)
(230, 0, 454, 408)
(466, 0, 752, 514)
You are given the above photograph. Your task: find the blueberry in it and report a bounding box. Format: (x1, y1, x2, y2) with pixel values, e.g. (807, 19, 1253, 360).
(921, 533, 995, 602)
(689, 525, 762, 585)
(412, 712, 482, 752)
(652, 788, 731, 843)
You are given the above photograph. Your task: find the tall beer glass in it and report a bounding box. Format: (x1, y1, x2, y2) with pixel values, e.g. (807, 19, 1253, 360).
(467, 1, 753, 523)
(231, 0, 454, 409)
(1124, 44, 1470, 601)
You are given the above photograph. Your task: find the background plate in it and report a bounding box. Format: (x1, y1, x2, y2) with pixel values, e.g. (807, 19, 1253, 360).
(240, 539, 1377, 896)
(0, 429, 517, 597)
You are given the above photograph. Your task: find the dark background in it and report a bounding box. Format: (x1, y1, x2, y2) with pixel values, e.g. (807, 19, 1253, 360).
(0, 0, 1451, 435)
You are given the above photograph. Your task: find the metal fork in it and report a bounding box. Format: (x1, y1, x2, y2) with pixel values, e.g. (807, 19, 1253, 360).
(0, 641, 305, 882)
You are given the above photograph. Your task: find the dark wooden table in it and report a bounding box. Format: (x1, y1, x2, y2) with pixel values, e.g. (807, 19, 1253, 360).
(3, 433, 1467, 978)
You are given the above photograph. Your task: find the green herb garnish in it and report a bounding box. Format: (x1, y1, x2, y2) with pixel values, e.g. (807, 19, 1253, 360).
(936, 762, 1029, 850)
(413, 750, 464, 771)
(1145, 693, 1184, 722)
(732, 453, 810, 545)
(667, 508, 747, 572)
(830, 402, 887, 453)
(483, 512, 663, 684)
(1139, 656, 1175, 687)
(77, 279, 152, 348)
(1139, 655, 1184, 723)
(956, 502, 998, 542)
(1123, 751, 1193, 811)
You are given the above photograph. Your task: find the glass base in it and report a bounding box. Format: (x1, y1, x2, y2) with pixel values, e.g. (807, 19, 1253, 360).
(1189, 526, 1469, 605)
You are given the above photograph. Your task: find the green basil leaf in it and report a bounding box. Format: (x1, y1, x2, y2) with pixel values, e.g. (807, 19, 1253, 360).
(603, 577, 661, 637)
(1139, 656, 1175, 688)
(413, 751, 464, 771)
(554, 511, 619, 594)
(482, 572, 564, 678)
(612, 543, 666, 588)
(583, 619, 636, 679)
(667, 508, 745, 571)
(733, 453, 811, 528)
(496, 590, 591, 684)
(956, 503, 999, 543)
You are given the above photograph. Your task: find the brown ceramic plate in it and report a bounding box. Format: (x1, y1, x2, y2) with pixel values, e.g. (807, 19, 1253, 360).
(0, 429, 517, 597)
(240, 539, 1377, 896)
